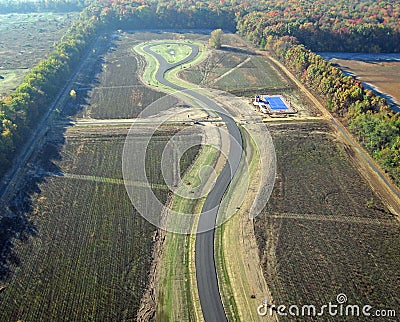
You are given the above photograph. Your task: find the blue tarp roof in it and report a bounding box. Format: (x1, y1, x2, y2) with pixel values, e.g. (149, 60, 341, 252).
(264, 96, 289, 110)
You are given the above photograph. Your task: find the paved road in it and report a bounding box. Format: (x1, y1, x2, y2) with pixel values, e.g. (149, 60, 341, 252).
(143, 43, 243, 321)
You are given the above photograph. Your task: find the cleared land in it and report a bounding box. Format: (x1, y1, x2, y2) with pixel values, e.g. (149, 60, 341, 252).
(2, 28, 399, 322)
(0, 12, 78, 97)
(179, 34, 316, 118)
(71, 32, 165, 119)
(0, 125, 200, 321)
(330, 58, 400, 106)
(180, 34, 288, 92)
(255, 122, 400, 320)
(0, 31, 204, 321)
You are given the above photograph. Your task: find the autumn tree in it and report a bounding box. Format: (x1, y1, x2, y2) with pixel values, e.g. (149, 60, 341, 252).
(209, 29, 222, 49)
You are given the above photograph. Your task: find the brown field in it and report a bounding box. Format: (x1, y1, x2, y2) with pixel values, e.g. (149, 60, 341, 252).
(70, 32, 167, 119)
(0, 126, 157, 321)
(331, 58, 400, 105)
(0, 124, 201, 321)
(255, 121, 400, 320)
(0, 30, 203, 321)
(180, 34, 290, 93)
(0, 12, 78, 98)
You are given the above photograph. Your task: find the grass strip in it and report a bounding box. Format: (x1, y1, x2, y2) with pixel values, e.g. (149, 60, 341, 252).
(157, 145, 221, 321)
(215, 125, 260, 321)
(151, 43, 193, 64)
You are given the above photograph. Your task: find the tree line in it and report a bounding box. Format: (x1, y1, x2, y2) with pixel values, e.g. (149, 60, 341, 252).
(0, 5, 101, 176)
(262, 35, 399, 186)
(87, 0, 236, 31)
(0, 0, 399, 187)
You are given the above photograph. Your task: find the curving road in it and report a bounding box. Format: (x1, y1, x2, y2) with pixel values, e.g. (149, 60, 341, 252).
(143, 43, 243, 321)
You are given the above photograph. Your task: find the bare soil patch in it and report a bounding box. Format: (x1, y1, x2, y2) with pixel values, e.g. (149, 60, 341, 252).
(0, 124, 200, 321)
(67, 32, 165, 120)
(331, 58, 400, 105)
(255, 121, 400, 320)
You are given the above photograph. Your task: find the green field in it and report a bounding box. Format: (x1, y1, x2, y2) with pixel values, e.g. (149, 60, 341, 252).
(151, 43, 192, 64)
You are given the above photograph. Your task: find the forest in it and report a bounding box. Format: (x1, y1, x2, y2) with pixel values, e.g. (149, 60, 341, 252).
(237, 0, 400, 53)
(0, 0, 399, 186)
